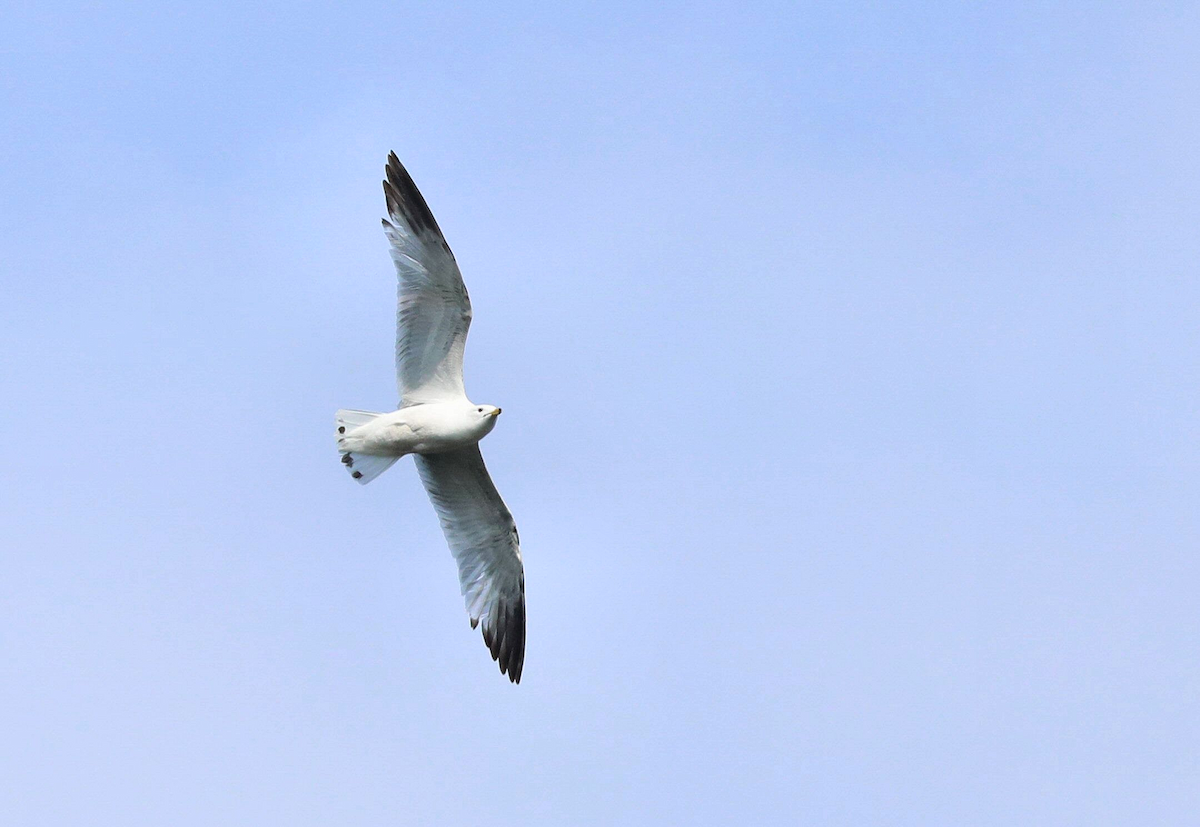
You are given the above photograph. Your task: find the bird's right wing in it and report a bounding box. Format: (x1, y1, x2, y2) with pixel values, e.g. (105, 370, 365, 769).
(382, 152, 473, 404)
(414, 444, 525, 683)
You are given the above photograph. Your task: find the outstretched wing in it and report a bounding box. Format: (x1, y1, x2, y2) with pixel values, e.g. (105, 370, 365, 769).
(382, 152, 472, 404)
(414, 445, 525, 683)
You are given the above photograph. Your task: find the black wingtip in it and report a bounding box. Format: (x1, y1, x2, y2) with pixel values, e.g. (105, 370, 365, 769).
(382, 152, 445, 240)
(480, 595, 526, 684)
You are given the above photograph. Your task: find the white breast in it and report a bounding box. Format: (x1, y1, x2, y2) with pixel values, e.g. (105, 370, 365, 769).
(362, 403, 493, 456)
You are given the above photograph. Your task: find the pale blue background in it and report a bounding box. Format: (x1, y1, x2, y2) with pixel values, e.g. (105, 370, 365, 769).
(3, 3, 1198, 824)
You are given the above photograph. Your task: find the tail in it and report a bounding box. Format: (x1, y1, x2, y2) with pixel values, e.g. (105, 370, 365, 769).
(336, 409, 400, 485)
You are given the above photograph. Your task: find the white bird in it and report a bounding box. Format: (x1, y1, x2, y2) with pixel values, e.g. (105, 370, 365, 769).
(335, 153, 525, 683)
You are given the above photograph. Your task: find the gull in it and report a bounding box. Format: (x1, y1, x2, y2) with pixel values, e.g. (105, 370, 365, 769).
(335, 153, 525, 683)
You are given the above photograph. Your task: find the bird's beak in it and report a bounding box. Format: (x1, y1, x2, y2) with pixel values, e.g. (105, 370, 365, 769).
(490, 408, 502, 417)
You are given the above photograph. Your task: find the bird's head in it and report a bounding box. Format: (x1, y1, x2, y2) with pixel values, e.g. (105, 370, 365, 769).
(473, 404, 502, 432)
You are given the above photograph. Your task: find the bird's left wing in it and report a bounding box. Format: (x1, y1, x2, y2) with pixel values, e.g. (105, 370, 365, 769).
(382, 152, 473, 404)
(414, 445, 526, 683)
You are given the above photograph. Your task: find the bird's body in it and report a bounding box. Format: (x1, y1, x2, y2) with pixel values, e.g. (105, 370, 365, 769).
(333, 153, 526, 683)
(338, 402, 500, 457)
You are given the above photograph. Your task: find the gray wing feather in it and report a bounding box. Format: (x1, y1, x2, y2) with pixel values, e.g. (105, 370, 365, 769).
(382, 153, 472, 404)
(414, 445, 526, 683)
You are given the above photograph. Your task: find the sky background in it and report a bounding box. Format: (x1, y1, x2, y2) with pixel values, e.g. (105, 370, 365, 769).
(3, 2, 1198, 824)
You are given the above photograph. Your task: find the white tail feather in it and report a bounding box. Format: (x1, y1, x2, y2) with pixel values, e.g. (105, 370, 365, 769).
(335, 409, 399, 485)
(339, 452, 398, 484)
(336, 409, 386, 431)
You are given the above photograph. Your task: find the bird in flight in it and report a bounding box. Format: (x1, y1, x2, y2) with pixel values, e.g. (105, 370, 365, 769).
(335, 153, 525, 683)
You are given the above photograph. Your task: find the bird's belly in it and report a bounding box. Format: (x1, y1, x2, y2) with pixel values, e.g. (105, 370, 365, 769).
(361, 415, 478, 456)
(411, 431, 479, 454)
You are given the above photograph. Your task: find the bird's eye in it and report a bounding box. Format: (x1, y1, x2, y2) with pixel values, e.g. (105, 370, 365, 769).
(478, 408, 483, 412)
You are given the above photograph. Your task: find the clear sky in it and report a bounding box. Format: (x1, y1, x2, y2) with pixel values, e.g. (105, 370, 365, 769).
(3, 2, 1198, 824)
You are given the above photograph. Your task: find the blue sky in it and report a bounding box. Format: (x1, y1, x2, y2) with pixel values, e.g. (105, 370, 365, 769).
(3, 2, 1198, 824)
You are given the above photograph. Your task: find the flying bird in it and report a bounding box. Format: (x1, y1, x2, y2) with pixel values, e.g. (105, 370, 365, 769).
(335, 153, 525, 683)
